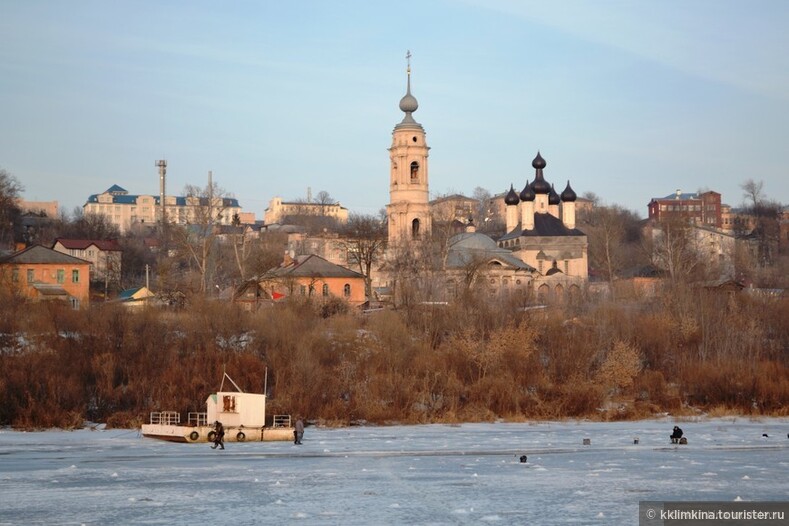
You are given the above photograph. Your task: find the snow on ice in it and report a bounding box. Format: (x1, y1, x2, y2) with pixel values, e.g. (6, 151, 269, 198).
(0, 418, 787, 525)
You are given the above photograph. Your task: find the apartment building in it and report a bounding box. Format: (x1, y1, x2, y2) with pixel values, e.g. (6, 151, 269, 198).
(84, 185, 241, 233)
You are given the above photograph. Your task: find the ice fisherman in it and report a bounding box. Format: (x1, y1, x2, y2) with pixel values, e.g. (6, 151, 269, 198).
(294, 417, 304, 445)
(670, 425, 683, 444)
(211, 421, 225, 450)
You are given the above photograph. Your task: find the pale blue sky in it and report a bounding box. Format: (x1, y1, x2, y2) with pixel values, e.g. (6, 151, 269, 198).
(2, 1, 787, 219)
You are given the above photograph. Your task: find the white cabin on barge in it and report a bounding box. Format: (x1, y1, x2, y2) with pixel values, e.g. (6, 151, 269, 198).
(142, 375, 294, 443)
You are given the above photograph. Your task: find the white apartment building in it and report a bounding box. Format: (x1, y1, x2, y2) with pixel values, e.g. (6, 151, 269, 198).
(84, 185, 242, 233)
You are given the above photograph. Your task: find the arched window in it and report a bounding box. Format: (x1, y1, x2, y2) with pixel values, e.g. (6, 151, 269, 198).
(322, 284, 329, 297)
(410, 161, 419, 182)
(343, 284, 351, 297)
(411, 218, 420, 239)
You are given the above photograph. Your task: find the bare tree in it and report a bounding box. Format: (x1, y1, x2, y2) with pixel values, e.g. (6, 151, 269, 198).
(741, 179, 765, 207)
(647, 218, 703, 284)
(582, 205, 644, 298)
(0, 169, 24, 249)
(59, 208, 120, 240)
(338, 213, 387, 299)
(169, 181, 232, 294)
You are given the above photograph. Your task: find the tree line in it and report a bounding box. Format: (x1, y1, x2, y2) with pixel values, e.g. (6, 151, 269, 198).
(0, 283, 786, 430)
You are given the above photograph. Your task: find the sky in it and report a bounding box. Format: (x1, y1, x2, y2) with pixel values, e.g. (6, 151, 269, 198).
(2, 1, 788, 220)
(2, 419, 788, 524)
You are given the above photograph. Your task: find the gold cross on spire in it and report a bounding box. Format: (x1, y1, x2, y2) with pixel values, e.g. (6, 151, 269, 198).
(406, 50, 412, 73)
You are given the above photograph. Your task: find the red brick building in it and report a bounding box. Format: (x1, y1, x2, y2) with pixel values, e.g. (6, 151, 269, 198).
(648, 190, 722, 228)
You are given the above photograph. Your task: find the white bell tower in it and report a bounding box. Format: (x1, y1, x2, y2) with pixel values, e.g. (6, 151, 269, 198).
(386, 51, 431, 248)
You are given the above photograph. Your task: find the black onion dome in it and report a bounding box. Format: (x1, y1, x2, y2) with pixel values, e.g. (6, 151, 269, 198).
(530, 151, 550, 194)
(561, 181, 577, 202)
(548, 184, 561, 205)
(531, 170, 550, 194)
(532, 151, 546, 170)
(519, 179, 535, 201)
(505, 184, 520, 205)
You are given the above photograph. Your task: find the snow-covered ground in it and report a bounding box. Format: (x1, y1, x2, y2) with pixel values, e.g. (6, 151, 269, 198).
(1, 418, 787, 525)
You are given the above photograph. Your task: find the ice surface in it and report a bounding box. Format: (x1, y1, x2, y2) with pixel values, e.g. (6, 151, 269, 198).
(0, 418, 787, 525)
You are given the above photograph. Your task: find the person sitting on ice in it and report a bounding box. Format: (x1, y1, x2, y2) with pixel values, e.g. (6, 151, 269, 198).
(670, 426, 683, 444)
(211, 421, 225, 450)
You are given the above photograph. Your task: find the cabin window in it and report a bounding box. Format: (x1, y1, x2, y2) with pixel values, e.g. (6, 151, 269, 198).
(72, 269, 80, 283)
(410, 161, 419, 183)
(300, 285, 306, 296)
(223, 395, 237, 413)
(343, 283, 351, 297)
(57, 269, 65, 283)
(322, 284, 329, 297)
(27, 269, 34, 283)
(12, 268, 18, 282)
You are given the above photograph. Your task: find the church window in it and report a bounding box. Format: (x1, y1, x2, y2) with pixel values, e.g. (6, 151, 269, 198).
(322, 284, 329, 297)
(564, 260, 569, 273)
(411, 218, 420, 239)
(412, 136, 418, 143)
(343, 284, 351, 297)
(410, 161, 419, 182)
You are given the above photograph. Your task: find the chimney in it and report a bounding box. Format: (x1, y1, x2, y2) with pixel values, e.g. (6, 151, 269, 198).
(282, 251, 294, 267)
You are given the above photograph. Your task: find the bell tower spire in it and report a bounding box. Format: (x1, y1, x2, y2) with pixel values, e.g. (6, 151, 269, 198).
(386, 51, 431, 247)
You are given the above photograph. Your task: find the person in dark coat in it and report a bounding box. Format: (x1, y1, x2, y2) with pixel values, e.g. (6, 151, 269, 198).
(294, 418, 304, 445)
(211, 421, 225, 450)
(670, 425, 683, 444)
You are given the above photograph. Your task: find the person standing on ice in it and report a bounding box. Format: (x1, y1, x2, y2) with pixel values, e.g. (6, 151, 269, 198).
(294, 417, 304, 445)
(211, 421, 225, 450)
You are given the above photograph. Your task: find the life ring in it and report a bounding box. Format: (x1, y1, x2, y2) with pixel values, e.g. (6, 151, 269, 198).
(189, 431, 199, 441)
(207, 431, 217, 442)
(237, 431, 246, 442)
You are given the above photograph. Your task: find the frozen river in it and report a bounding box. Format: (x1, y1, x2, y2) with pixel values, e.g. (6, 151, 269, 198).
(1, 418, 787, 525)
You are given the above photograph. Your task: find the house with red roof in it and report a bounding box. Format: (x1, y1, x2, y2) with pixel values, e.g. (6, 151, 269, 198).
(52, 238, 122, 284)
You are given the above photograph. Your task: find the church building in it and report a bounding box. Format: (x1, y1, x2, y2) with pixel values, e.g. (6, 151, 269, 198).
(497, 152, 588, 297)
(385, 54, 431, 248)
(378, 56, 587, 303)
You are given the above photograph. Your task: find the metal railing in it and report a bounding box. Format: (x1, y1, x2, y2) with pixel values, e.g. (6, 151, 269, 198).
(149, 411, 180, 425)
(188, 412, 207, 426)
(272, 415, 291, 428)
